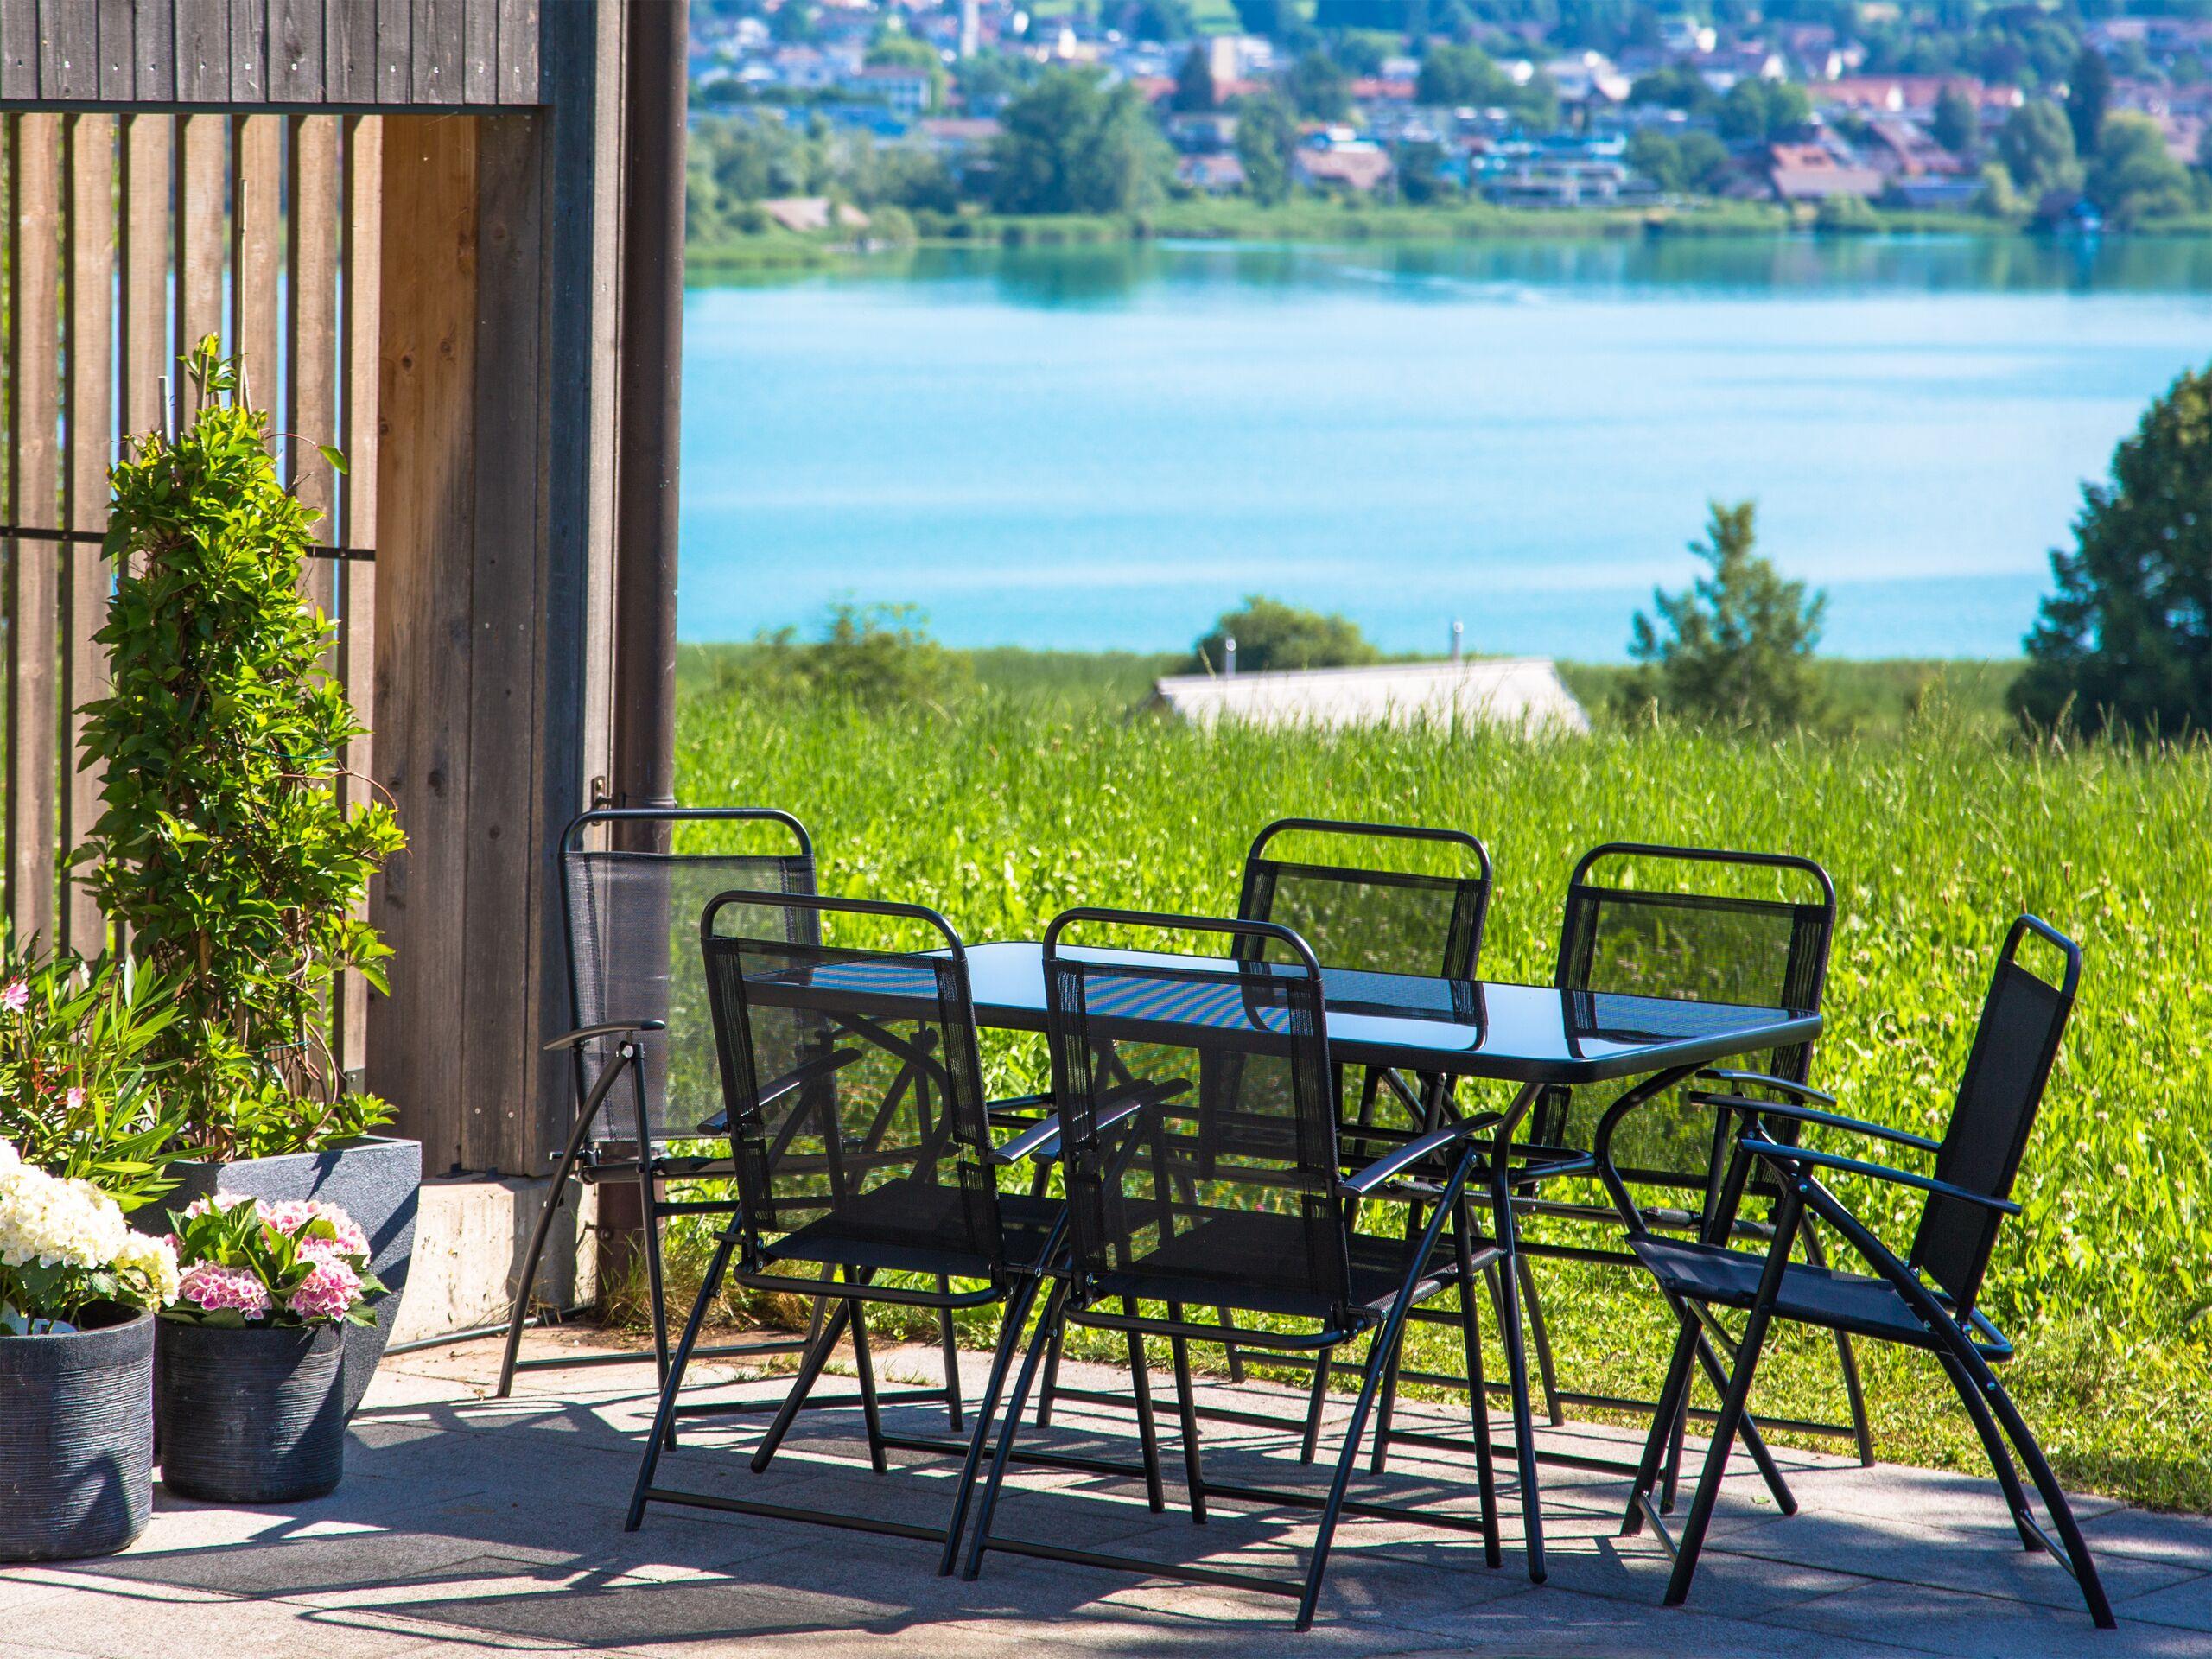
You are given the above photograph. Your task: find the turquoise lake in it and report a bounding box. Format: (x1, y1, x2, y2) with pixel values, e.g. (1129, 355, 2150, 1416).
(677, 234, 2212, 662)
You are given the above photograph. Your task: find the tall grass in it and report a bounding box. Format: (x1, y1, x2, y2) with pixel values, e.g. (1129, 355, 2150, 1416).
(670, 679, 2212, 1506)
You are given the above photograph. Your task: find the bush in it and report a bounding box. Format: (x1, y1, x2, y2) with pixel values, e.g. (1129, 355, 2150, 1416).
(1187, 594, 1382, 675)
(737, 602, 974, 709)
(2013, 361, 2212, 737)
(76, 341, 404, 1160)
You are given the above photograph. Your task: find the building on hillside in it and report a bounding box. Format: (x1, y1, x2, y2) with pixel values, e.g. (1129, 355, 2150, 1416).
(847, 63, 934, 114)
(1766, 142, 1883, 201)
(1544, 50, 1632, 104)
(1294, 141, 1395, 194)
(1149, 659, 1591, 734)
(1177, 153, 1249, 193)
(1815, 73, 1984, 116)
(760, 197, 873, 234)
(1164, 111, 1239, 153)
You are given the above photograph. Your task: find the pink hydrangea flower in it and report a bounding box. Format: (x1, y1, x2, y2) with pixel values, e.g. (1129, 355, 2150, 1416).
(0, 981, 27, 1014)
(285, 1256, 363, 1322)
(177, 1262, 272, 1320)
(261, 1200, 370, 1259)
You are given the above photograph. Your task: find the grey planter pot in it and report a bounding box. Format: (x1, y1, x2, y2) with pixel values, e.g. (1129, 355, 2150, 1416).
(153, 1135, 418, 1417)
(156, 1319, 346, 1503)
(0, 1306, 154, 1560)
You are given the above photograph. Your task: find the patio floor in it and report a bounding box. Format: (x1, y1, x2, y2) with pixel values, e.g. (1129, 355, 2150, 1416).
(0, 1326, 2203, 1658)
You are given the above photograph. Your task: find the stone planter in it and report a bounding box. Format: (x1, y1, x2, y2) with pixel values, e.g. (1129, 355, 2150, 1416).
(0, 1306, 154, 1560)
(154, 1135, 418, 1416)
(156, 1319, 346, 1503)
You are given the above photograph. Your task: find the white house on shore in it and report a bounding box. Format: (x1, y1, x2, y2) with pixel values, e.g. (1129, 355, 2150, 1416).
(1150, 658, 1591, 734)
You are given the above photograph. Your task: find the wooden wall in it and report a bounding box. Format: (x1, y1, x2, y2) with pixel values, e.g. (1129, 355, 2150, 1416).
(0, 0, 543, 107)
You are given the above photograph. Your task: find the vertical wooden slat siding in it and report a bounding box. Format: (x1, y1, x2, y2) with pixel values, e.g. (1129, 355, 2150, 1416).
(288, 113, 337, 619)
(130, 0, 176, 104)
(30, 0, 57, 96)
(336, 111, 380, 1078)
(175, 112, 226, 413)
(327, 0, 377, 105)
(410, 0, 460, 105)
(268, 0, 324, 102)
(8, 113, 61, 948)
(369, 112, 473, 1172)
(229, 112, 282, 407)
(119, 112, 169, 446)
(462, 0, 493, 105)
(376, 0, 409, 105)
(50, 0, 100, 101)
(0, 2, 33, 100)
(62, 111, 116, 957)
(495, 0, 535, 103)
(97, 0, 136, 100)
(175, 0, 232, 104)
(229, 0, 270, 101)
(464, 110, 545, 1173)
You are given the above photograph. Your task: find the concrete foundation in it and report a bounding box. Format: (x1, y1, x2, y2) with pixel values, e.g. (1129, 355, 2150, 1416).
(387, 1174, 598, 1346)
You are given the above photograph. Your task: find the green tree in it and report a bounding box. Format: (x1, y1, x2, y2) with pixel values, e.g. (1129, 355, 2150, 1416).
(1997, 99, 2079, 199)
(2065, 43, 2110, 156)
(1231, 0, 1287, 36)
(991, 70, 1173, 213)
(1129, 0, 1193, 41)
(1417, 43, 1558, 128)
(2013, 363, 2212, 736)
(2087, 112, 2194, 226)
(1285, 50, 1351, 120)
(746, 603, 974, 709)
(1188, 594, 1382, 675)
(1717, 77, 1811, 143)
(1236, 92, 1299, 204)
(1173, 43, 1217, 113)
(1626, 126, 1686, 191)
(1932, 81, 1979, 155)
(1622, 500, 1826, 729)
(1628, 64, 1718, 116)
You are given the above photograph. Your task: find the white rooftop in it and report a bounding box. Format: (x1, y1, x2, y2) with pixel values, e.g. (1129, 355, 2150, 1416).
(1151, 657, 1590, 734)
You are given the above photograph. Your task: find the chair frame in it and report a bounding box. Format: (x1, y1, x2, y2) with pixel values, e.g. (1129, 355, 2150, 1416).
(957, 908, 1508, 1631)
(1615, 915, 2113, 1630)
(626, 890, 1071, 1553)
(495, 808, 962, 1437)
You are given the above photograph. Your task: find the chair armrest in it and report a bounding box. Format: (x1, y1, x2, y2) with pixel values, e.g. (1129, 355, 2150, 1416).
(987, 1094, 1053, 1126)
(989, 1079, 1188, 1166)
(1740, 1137, 2020, 1214)
(1339, 1113, 1496, 1198)
(1698, 1094, 1942, 1154)
(543, 1019, 667, 1053)
(1694, 1067, 1834, 1105)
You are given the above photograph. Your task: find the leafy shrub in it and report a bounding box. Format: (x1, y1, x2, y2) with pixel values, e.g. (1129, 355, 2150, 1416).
(736, 601, 975, 709)
(74, 341, 405, 1160)
(1188, 594, 1382, 675)
(0, 945, 183, 1211)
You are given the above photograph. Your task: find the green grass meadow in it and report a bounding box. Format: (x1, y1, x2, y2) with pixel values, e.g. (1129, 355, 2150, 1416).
(658, 652, 2212, 1510)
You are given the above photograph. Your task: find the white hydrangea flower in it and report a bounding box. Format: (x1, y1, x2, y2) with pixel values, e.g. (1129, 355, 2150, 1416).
(114, 1230, 181, 1307)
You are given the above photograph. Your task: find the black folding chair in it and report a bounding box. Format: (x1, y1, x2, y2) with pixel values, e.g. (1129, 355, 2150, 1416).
(1441, 843, 1867, 1503)
(1616, 915, 2113, 1630)
(497, 808, 963, 1435)
(626, 892, 1069, 1553)
(957, 910, 1507, 1631)
(1033, 817, 1493, 1433)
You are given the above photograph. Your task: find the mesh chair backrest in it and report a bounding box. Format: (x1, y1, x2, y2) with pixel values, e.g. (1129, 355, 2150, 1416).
(702, 892, 1003, 1277)
(1909, 917, 2080, 1316)
(1237, 818, 1491, 979)
(1045, 911, 1352, 1326)
(562, 809, 816, 1146)
(1541, 843, 1834, 1191)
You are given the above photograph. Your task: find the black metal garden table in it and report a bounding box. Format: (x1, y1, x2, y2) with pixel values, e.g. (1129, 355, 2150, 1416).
(741, 940, 1821, 1581)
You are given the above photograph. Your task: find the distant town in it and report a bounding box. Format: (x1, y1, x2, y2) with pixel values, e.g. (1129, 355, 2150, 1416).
(683, 0, 2212, 253)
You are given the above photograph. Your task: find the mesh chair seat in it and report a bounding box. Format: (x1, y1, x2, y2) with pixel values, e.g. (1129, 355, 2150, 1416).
(1077, 1209, 1453, 1327)
(759, 1190, 1064, 1284)
(1630, 1236, 1976, 1352)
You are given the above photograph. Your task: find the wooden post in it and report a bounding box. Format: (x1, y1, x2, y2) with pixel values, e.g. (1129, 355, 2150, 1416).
(8, 112, 61, 948)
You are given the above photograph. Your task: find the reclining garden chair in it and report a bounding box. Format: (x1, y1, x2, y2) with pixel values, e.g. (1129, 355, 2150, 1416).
(1614, 914, 2113, 1630)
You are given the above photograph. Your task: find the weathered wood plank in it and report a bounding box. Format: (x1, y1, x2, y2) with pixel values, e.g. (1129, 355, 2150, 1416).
(461, 0, 494, 105)
(410, 0, 460, 105)
(130, 0, 175, 104)
(375, 0, 407, 105)
(48, 0, 100, 101)
(288, 113, 338, 613)
(336, 111, 380, 1079)
(175, 112, 226, 409)
(463, 111, 546, 1173)
(327, 0, 375, 103)
(493, 0, 534, 104)
(62, 111, 115, 957)
(269, 0, 325, 102)
(0, 0, 36, 100)
(118, 112, 169, 444)
(34, 0, 62, 99)
(334, 118, 378, 1073)
(230, 113, 283, 407)
(368, 112, 474, 1169)
(229, 0, 269, 101)
(96, 0, 136, 100)
(9, 113, 63, 950)
(174, 0, 231, 104)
